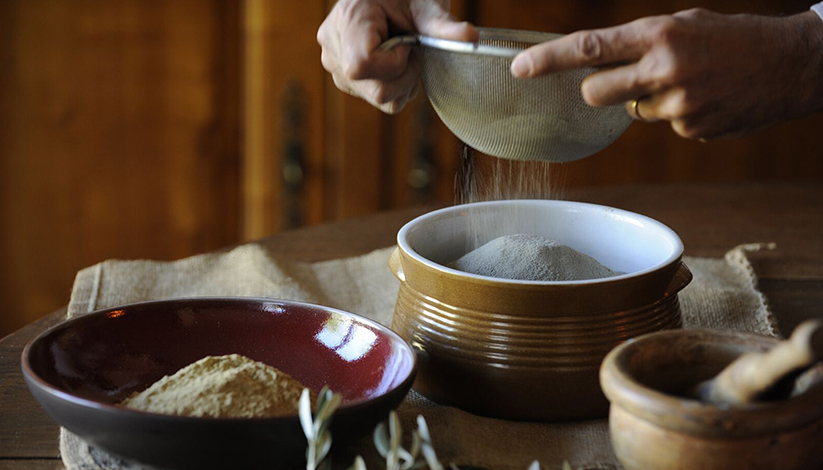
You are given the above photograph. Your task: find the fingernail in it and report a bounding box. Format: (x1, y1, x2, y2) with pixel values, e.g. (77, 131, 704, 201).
(511, 55, 531, 77)
(461, 21, 480, 41)
(445, 21, 475, 40)
(458, 21, 477, 32)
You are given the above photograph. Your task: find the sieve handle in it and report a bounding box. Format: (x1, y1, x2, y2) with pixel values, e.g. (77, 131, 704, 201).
(378, 35, 420, 52)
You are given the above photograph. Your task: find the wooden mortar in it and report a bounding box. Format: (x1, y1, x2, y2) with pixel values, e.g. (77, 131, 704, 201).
(600, 329, 823, 470)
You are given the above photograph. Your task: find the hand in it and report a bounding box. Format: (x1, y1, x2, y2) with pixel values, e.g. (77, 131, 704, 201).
(511, 9, 823, 139)
(318, 0, 478, 114)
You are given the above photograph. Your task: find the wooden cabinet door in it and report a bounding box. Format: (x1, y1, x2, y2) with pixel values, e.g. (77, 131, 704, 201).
(0, 0, 241, 334)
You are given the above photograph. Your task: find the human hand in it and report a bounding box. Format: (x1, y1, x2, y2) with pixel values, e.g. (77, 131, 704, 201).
(511, 9, 823, 139)
(318, 0, 478, 114)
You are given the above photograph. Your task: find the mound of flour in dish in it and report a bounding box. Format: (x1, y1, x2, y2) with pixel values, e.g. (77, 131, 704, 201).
(451, 234, 623, 281)
(120, 354, 314, 418)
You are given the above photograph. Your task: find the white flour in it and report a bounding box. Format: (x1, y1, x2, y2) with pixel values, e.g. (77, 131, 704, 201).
(455, 146, 568, 252)
(451, 234, 623, 281)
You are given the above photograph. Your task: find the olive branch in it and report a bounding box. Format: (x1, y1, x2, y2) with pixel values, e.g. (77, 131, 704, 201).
(299, 387, 580, 470)
(300, 386, 341, 470)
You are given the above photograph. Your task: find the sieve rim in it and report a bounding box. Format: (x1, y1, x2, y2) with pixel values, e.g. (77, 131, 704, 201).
(476, 27, 562, 45)
(419, 35, 520, 58)
(383, 28, 562, 59)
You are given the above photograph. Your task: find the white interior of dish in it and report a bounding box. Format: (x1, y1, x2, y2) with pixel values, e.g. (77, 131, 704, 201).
(398, 200, 683, 284)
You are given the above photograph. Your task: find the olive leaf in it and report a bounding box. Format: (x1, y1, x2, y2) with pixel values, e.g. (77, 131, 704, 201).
(348, 456, 368, 470)
(526, 460, 579, 470)
(415, 415, 445, 470)
(374, 411, 419, 470)
(300, 386, 341, 470)
(301, 391, 580, 470)
(371, 412, 448, 470)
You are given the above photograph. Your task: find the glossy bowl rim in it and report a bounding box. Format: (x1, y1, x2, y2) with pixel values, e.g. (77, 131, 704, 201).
(397, 199, 684, 286)
(21, 297, 418, 423)
(600, 328, 823, 437)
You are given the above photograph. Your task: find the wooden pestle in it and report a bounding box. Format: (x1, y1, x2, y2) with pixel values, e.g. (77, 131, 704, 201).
(692, 320, 823, 406)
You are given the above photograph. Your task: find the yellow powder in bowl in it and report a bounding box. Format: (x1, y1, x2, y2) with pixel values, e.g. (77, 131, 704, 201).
(121, 354, 316, 418)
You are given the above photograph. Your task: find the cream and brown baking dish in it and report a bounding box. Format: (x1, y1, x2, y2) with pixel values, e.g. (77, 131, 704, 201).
(389, 200, 692, 421)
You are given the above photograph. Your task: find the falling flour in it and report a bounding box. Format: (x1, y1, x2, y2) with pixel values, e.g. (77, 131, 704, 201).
(121, 354, 314, 418)
(451, 234, 624, 281)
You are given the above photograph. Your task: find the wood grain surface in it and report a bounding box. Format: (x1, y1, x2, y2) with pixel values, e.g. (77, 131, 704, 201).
(0, 462, 62, 470)
(0, 309, 65, 459)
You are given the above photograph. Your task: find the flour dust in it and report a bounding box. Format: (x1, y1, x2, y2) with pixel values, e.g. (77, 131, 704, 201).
(454, 145, 568, 252)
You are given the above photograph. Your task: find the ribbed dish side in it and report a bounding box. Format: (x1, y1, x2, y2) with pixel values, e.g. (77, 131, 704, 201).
(392, 283, 682, 368)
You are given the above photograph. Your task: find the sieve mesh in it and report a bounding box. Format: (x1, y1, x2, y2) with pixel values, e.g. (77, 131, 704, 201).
(416, 28, 633, 162)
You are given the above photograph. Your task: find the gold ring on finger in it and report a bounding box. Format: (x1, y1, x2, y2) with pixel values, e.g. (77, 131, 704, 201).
(630, 97, 650, 123)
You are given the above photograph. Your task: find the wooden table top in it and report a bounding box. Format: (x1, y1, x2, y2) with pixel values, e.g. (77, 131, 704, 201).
(2, 182, 821, 469)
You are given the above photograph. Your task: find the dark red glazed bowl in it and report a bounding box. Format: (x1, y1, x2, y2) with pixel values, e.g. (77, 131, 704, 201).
(22, 298, 417, 470)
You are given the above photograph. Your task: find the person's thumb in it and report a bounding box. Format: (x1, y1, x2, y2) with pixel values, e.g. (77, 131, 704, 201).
(412, 2, 479, 41)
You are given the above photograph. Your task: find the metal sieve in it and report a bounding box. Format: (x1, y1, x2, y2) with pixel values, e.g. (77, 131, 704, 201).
(381, 28, 633, 162)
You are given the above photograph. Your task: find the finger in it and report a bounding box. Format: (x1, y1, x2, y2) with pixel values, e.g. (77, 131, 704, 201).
(671, 119, 712, 140)
(581, 63, 655, 107)
(672, 121, 726, 140)
(633, 88, 683, 122)
(380, 93, 411, 115)
(630, 87, 710, 124)
(417, 18, 479, 42)
(412, 2, 479, 42)
(511, 23, 649, 78)
(320, 49, 336, 74)
(624, 96, 660, 123)
(352, 56, 422, 111)
(332, 73, 360, 99)
(670, 106, 734, 140)
(319, 15, 342, 73)
(339, 4, 411, 81)
(409, 82, 420, 101)
(335, 73, 408, 115)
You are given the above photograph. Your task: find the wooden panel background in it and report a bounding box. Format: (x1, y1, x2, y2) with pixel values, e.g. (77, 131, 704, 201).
(0, 0, 241, 335)
(1, 0, 822, 337)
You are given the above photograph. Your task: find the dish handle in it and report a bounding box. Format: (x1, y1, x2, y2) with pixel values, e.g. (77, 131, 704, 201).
(665, 261, 693, 296)
(389, 248, 406, 282)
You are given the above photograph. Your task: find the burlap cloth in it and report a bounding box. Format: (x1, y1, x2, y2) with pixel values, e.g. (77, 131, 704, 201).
(60, 242, 778, 470)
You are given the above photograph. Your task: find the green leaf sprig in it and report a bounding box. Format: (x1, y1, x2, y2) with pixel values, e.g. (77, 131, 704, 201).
(366, 411, 445, 470)
(300, 386, 341, 470)
(298, 387, 584, 470)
